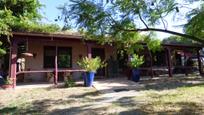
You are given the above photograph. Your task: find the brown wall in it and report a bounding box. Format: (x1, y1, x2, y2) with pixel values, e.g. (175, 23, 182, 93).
(22, 39, 115, 82)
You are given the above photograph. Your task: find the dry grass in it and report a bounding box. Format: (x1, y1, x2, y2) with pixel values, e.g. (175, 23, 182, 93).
(0, 75, 204, 115)
(135, 85, 204, 114)
(0, 86, 100, 114)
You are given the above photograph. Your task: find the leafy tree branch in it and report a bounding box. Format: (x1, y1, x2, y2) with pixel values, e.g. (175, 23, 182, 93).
(59, 0, 204, 46)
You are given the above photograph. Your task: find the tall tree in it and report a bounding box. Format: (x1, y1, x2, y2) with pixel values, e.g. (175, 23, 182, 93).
(59, 0, 204, 45)
(0, 0, 60, 36)
(0, 0, 60, 55)
(185, 3, 204, 40)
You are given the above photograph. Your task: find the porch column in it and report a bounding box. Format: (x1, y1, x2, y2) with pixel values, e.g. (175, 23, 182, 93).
(10, 40, 18, 88)
(54, 46, 58, 85)
(197, 49, 202, 75)
(148, 48, 153, 78)
(166, 47, 173, 77)
(183, 52, 188, 76)
(87, 43, 92, 58)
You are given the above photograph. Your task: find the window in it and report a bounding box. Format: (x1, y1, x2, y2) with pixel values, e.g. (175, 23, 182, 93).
(44, 46, 55, 68)
(58, 47, 72, 68)
(44, 46, 72, 68)
(18, 42, 26, 55)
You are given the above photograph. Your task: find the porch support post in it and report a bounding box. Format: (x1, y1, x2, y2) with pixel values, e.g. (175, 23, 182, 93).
(148, 48, 153, 78)
(10, 40, 18, 88)
(54, 46, 58, 85)
(197, 48, 202, 75)
(87, 43, 92, 58)
(166, 47, 173, 77)
(183, 52, 188, 76)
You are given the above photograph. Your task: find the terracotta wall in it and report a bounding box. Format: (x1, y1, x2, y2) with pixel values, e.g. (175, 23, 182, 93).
(23, 39, 116, 82)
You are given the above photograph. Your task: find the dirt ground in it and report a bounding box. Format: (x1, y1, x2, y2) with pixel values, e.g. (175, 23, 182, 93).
(1, 75, 204, 115)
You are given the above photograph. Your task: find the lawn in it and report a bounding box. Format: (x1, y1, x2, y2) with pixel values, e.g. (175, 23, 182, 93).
(0, 75, 204, 115)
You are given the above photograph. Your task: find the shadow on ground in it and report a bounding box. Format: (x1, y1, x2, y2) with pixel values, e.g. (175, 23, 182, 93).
(1, 88, 204, 115)
(142, 76, 204, 91)
(94, 76, 204, 94)
(1, 76, 204, 114)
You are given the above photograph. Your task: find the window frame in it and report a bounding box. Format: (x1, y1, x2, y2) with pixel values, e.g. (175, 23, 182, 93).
(57, 47, 72, 68)
(43, 46, 72, 69)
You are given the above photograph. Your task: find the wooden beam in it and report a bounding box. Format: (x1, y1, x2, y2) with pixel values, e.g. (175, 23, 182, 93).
(148, 48, 153, 78)
(197, 49, 202, 75)
(183, 52, 188, 76)
(16, 69, 86, 75)
(166, 47, 173, 77)
(54, 46, 58, 85)
(10, 40, 18, 88)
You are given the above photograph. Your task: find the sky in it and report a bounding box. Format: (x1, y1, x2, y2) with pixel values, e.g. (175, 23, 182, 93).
(39, 0, 199, 39)
(39, 0, 68, 27)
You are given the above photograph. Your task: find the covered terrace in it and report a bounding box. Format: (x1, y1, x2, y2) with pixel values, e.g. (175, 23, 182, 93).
(9, 32, 113, 88)
(139, 43, 203, 78)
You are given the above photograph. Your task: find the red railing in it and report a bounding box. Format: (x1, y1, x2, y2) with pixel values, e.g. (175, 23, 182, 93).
(16, 69, 86, 75)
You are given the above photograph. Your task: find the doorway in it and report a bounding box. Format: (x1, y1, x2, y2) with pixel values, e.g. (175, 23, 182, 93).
(91, 48, 105, 77)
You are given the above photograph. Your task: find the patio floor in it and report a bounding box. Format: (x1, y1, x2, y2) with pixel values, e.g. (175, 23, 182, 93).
(93, 77, 144, 94)
(16, 82, 55, 89)
(15, 81, 84, 89)
(92, 77, 146, 103)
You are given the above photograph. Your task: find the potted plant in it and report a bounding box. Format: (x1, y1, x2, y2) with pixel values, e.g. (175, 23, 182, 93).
(129, 54, 144, 82)
(77, 56, 106, 87)
(1, 78, 13, 89)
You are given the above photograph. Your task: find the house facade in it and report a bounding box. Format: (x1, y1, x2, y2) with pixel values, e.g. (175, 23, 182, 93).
(2, 32, 203, 88)
(7, 32, 116, 88)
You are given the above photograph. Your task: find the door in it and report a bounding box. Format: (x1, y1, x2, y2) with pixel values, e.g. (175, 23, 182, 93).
(91, 48, 105, 77)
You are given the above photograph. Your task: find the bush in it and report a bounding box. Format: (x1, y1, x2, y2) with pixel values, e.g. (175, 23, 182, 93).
(64, 74, 75, 88)
(4, 78, 12, 85)
(64, 79, 75, 88)
(129, 54, 144, 68)
(77, 56, 106, 72)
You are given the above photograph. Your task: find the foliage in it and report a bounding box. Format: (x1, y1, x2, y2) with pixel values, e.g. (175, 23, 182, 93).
(77, 57, 106, 72)
(185, 3, 204, 39)
(145, 33, 161, 53)
(0, 0, 60, 35)
(59, 0, 204, 45)
(129, 54, 144, 68)
(0, 41, 6, 56)
(0, 9, 14, 36)
(110, 32, 161, 56)
(147, 39, 161, 53)
(64, 79, 75, 88)
(0, 0, 60, 56)
(163, 35, 195, 45)
(58, 53, 71, 68)
(0, 0, 42, 19)
(64, 73, 75, 88)
(4, 78, 12, 85)
(11, 19, 60, 33)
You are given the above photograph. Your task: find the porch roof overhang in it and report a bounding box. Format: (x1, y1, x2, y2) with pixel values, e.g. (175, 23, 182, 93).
(11, 31, 112, 47)
(162, 43, 203, 49)
(139, 42, 203, 50)
(11, 31, 203, 49)
(12, 31, 85, 42)
(12, 31, 83, 39)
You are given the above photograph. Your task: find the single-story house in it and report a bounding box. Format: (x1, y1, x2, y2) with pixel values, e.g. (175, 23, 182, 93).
(0, 31, 203, 88)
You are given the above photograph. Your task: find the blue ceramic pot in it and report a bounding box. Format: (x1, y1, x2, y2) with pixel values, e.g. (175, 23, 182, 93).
(86, 72, 95, 87)
(132, 68, 140, 82)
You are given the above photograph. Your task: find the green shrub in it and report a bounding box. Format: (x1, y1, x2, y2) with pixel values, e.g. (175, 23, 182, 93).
(77, 56, 106, 72)
(4, 78, 12, 85)
(129, 54, 144, 68)
(64, 79, 75, 88)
